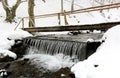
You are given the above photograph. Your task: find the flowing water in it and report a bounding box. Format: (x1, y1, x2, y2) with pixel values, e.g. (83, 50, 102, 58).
(23, 33, 103, 61)
(23, 37, 87, 61)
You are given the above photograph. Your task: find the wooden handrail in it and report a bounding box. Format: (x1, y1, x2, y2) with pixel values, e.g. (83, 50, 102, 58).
(23, 2, 120, 19)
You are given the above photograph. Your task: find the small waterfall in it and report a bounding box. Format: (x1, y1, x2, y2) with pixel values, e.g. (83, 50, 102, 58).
(23, 37, 88, 61)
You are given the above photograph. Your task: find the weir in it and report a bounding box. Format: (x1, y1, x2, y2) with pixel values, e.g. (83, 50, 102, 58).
(23, 33, 102, 61)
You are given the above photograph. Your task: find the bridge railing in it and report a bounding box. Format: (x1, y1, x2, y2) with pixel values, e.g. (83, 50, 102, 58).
(14, 2, 120, 30)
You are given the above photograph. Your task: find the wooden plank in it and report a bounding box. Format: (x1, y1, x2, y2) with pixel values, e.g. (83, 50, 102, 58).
(22, 22, 120, 32)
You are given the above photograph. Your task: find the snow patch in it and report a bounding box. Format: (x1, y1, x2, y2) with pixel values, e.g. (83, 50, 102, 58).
(2, 30, 32, 40)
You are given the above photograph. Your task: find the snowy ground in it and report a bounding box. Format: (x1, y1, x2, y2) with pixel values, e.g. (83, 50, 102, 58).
(0, 0, 120, 78)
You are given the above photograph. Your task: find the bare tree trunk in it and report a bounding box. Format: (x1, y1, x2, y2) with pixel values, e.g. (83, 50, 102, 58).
(1, 0, 21, 23)
(28, 0, 35, 28)
(61, 0, 63, 13)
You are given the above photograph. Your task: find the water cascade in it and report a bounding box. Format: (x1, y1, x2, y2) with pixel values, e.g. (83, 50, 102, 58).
(23, 37, 88, 61)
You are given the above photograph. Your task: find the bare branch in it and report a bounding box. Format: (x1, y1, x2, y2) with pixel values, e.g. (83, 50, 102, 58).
(12, 0, 22, 10)
(1, 0, 10, 10)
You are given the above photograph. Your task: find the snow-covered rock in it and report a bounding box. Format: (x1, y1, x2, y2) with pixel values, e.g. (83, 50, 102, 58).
(71, 25, 120, 78)
(0, 49, 17, 59)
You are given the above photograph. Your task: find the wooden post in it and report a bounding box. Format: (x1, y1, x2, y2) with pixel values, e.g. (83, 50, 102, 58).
(14, 18, 23, 30)
(22, 18, 24, 28)
(58, 13, 61, 25)
(63, 10, 68, 25)
(71, 0, 74, 12)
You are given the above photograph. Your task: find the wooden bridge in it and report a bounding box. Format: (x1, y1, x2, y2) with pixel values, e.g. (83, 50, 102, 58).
(17, 2, 120, 32)
(22, 22, 120, 32)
